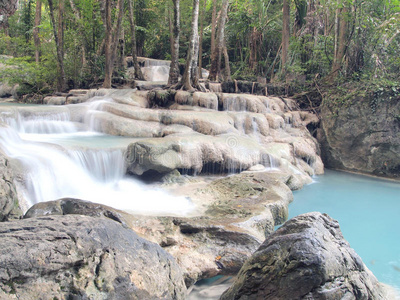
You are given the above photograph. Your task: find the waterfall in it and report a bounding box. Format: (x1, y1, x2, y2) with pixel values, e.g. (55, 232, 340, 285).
(0, 103, 194, 215)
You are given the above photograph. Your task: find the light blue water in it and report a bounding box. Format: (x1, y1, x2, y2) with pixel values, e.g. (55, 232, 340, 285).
(289, 169, 400, 290)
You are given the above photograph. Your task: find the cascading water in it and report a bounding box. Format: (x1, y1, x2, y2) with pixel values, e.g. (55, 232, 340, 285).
(0, 101, 194, 215)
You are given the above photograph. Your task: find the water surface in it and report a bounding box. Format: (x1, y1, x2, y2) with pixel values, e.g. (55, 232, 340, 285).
(289, 169, 400, 290)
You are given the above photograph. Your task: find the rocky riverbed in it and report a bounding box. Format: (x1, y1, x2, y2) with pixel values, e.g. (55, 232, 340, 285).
(0, 85, 394, 299)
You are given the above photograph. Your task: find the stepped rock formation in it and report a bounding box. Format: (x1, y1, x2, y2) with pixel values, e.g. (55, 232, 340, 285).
(0, 87, 325, 288)
(221, 212, 387, 300)
(0, 214, 186, 299)
(319, 94, 400, 177)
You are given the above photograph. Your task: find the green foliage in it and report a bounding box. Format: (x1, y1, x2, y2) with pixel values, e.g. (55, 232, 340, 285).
(0, 0, 399, 97)
(0, 55, 58, 95)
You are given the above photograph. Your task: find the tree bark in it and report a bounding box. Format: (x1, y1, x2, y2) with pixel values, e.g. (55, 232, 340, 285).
(331, 7, 348, 78)
(128, 0, 144, 80)
(223, 37, 231, 81)
(103, 0, 112, 88)
(281, 0, 290, 74)
(168, 0, 180, 85)
(181, 0, 200, 90)
(48, 0, 67, 92)
(210, 0, 217, 65)
(198, 0, 206, 79)
(208, 0, 229, 81)
(33, 0, 41, 63)
(103, 0, 124, 88)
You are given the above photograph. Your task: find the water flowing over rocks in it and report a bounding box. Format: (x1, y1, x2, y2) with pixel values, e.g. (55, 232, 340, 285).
(220, 212, 388, 300)
(0, 86, 326, 295)
(0, 214, 186, 299)
(318, 94, 400, 177)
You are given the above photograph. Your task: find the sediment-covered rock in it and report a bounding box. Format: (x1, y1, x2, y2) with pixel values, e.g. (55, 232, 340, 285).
(0, 214, 186, 299)
(318, 93, 400, 177)
(221, 212, 387, 300)
(126, 170, 300, 286)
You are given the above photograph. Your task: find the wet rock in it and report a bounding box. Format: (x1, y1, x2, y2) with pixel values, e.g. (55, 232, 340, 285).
(0, 151, 22, 221)
(221, 212, 387, 300)
(0, 214, 186, 299)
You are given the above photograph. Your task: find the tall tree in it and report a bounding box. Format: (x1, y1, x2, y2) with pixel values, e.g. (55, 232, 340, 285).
(209, 0, 217, 67)
(33, 0, 41, 63)
(48, 0, 67, 92)
(180, 0, 200, 90)
(208, 0, 229, 81)
(168, 0, 180, 85)
(331, 5, 349, 78)
(281, 0, 290, 74)
(128, 0, 144, 80)
(103, 0, 124, 88)
(198, 0, 206, 79)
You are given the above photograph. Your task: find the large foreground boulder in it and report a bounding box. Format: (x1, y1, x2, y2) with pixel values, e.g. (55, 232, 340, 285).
(221, 212, 387, 300)
(0, 215, 186, 299)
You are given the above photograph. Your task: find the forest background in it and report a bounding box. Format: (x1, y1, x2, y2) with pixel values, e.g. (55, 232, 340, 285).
(0, 0, 399, 100)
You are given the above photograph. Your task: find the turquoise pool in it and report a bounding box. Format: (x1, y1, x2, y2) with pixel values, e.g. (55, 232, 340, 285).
(289, 169, 400, 290)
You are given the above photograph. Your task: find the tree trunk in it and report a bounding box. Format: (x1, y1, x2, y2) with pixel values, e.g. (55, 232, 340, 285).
(33, 0, 41, 63)
(281, 0, 290, 74)
(210, 0, 217, 64)
(198, 0, 206, 79)
(128, 0, 144, 80)
(331, 7, 348, 78)
(181, 0, 200, 90)
(223, 38, 231, 81)
(103, 0, 124, 88)
(48, 0, 67, 92)
(208, 0, 229, 81)
(168, 0, 181, 85)
(103, 0, 112, 88)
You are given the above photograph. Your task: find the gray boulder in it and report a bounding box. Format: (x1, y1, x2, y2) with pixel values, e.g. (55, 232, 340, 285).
(0, 151, 22, 221)
(318, 93, 400, 177)
(0, 215, 186, 299)
(221, 212, 386, 300)
(24, 198, 130, 228)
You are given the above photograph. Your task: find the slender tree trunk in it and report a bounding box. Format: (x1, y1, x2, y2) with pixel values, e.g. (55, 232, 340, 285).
(210, 0, 217, 66)
(249, 27, 257, 71)
(223, 38, 231, 81)
(103, 0, 112, 88)
(208, 0, 229, 81)
(168, 0, 181, 85)
(103, 0, 124, 88)
(33, 0, 41, 63)
(331, 6, 348, 78)
(281, 0, 290, 74)
(128, 0, 144, 80)
(181, 0, 200, 90)
(198, 0, 206, 79)
(48, 0, 67, 92)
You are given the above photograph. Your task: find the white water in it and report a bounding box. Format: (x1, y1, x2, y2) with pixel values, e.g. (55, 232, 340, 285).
(0, 101, 194, 215)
